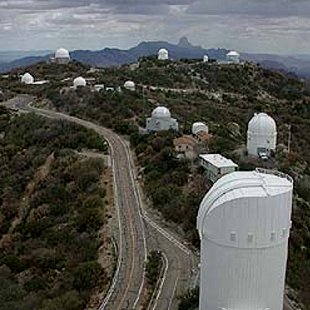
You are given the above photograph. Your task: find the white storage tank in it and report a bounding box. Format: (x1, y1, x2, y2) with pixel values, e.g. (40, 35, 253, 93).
(247, 112, 277, 157)
(158, 48, 169, 60)
(197, 169, 293, 310)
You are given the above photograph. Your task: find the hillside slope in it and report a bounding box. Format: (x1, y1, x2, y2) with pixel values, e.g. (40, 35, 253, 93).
(1, 58, 310, 308)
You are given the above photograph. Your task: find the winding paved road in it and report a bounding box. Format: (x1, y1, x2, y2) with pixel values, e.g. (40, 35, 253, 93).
(2, 96, 198, 310)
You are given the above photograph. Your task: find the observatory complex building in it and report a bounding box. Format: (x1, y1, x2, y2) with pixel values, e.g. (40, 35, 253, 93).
(247, 113, 277, 158)
(158, 48, 169, 60)
(226, 50, 240, 64)
(146, 106, 178, 132)
(124, 80, 136, 91)
(53, 48, 71, 64)
(21, 72, 34, 84)
(197, 169, 293, 310)
(73, 77, 87, 89)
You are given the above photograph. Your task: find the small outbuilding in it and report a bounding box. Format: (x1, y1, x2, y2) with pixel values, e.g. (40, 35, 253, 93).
(203, 55, 209, 63)
(199, 154, 238, 183)
(174, 135, 198, 160)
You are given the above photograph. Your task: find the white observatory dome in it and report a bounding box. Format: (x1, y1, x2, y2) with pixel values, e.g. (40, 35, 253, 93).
(247, 113, 277, 156)
(55, 48, 70, 59)
(203, 55, 209, 63)
(227, 50, 240, 57)
(158, 48, 169, 60)
(197, 169, 293, 310)
(124, 80, 135, 91)
(21, 72, 34, 84)
(226, 50, 240, 64)
(192, 122, 209, 135)
(248, 113, 276, 135)
(152, 106, 171, 119)
(73, 76, 87, 88)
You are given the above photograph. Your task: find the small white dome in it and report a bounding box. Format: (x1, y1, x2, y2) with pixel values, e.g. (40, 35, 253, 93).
(21, 72, 34, 84)
(158, 48, 169, 60)
(227, 50, 240, 57)
(192, 122, 209, 135)
(203, 55, 209, 63)
(55, 48, 70, 59)
(73, 76, 86, 88)
(124, 80, 135, 91)
(152, 106, 171, 119)
(248, 113, 276, 135)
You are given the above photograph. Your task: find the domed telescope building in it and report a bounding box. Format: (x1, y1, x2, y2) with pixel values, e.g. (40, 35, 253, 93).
(124, 80, 136, 91)
(146, 106, 178, 132)
(21, 72, 34, 84)
(55, 48, 70, 64)
(158, 48, 169, 60)
(192, 122, 209, 135)
(247, 112, 277, 158)
(197, 169, 293, 310)
(73, 76, 87, 89)
(226, 50, 240, 64)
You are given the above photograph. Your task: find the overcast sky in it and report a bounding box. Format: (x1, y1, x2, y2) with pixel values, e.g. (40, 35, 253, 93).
(1, 0, 310, 54)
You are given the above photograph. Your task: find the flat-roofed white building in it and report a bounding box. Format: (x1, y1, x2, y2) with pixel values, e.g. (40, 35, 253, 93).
(199, 154, 238, 183)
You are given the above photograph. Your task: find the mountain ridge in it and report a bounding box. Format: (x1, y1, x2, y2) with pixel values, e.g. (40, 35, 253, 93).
(1, 37, 310, 78)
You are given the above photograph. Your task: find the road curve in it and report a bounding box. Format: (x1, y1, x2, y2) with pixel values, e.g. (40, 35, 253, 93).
(2, 96, 148, 310)
(2, 96, 198, 310)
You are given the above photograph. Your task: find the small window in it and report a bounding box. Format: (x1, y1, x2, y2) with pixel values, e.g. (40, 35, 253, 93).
(247, 233, 254, 243)
(230, 232, 236, 242)
(270, 231, 276, 241)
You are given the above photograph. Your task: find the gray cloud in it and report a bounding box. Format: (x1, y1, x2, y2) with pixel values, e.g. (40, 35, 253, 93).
(0, 0, 309, 54)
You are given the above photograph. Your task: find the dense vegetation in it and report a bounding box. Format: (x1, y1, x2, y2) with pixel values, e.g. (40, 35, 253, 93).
(1, 57, 310, 308)
(178, 287, 199, 310)
(0, 110, 109, 310)
(145, 251, 162, 287)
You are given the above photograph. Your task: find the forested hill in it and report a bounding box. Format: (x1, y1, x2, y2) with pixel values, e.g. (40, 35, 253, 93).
(0, 109, 110, 310)
(1, 57, 310, 308)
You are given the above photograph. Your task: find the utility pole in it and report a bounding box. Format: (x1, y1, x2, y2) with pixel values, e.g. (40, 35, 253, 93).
(287, 124, 292, 154)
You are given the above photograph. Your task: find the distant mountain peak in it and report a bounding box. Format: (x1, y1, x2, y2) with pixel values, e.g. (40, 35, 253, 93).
(177, 36, 202, 50)
(178, 36, 192, 48)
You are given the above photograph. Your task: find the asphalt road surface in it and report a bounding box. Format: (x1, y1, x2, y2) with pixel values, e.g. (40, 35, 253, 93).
(2, 96, 198, 310)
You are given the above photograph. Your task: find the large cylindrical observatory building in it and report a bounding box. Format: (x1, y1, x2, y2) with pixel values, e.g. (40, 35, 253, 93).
(197, 169, 293, 310)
